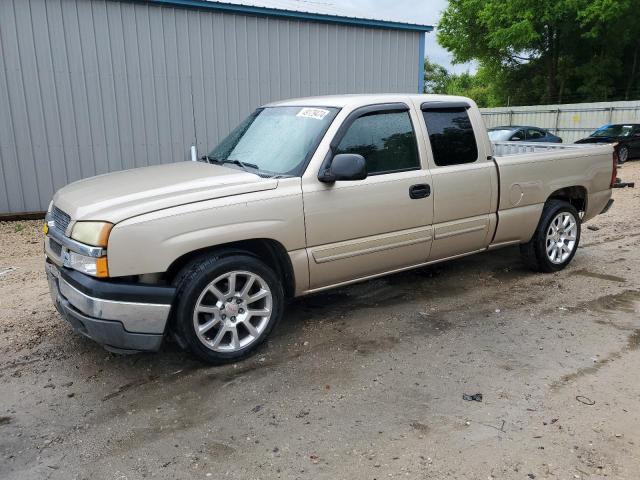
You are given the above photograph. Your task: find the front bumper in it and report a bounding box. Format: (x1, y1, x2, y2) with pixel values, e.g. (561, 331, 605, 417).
(46, 261, 175, 353)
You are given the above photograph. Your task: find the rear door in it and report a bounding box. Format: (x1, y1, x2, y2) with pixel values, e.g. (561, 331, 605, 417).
(417, 102, 497, 260)
(302, 103, 434, 290)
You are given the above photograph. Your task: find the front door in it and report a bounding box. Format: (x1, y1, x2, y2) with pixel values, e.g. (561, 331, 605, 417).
(302, 104, 434, 290)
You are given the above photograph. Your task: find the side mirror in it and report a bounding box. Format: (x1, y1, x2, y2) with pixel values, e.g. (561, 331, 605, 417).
(511, 136, 522, 141)
(318, 153, 367, 183)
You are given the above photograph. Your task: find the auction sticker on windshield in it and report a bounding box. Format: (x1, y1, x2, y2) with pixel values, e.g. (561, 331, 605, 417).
(297, 108, 331, 120)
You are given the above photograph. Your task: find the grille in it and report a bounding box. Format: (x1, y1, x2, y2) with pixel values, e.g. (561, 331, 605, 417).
(49, 238, 63, 257)
(52, 206, 71, 234)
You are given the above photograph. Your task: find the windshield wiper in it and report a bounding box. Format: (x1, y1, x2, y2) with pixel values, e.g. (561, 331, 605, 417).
(223, 159, 260, 173)
(201, 156, 259, 174)
(201, 155, 223, 164)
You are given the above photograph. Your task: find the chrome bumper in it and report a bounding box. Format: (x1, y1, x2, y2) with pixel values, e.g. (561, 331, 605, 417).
(46, 261, 174, 353)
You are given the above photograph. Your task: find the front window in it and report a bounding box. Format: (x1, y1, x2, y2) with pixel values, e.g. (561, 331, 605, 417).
(334, 111, 420, 175)
(207, 106, 339, 176)
(511, 129, 525, 141)
(591, 125, 634, 138)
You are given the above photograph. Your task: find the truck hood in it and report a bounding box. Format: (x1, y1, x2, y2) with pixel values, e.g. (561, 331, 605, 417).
(52, 162, 278, 223)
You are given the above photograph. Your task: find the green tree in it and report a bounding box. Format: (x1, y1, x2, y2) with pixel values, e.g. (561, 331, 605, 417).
(423, 58, 451, 94)
(422, 61, 499, 107)
(437, 0, 640, 105)
(438, 0, 578, 103)
(577, 0, 640, 100)
(444, 68, 497, 107)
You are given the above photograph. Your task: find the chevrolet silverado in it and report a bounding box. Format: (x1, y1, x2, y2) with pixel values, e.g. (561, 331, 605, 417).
(44, 94, 616, 363)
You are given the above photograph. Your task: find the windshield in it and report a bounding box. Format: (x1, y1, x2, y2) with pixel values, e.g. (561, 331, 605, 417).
(488, 129, 514, 141)
(591, 125, 634, 138)
(207, 106, 339, 176)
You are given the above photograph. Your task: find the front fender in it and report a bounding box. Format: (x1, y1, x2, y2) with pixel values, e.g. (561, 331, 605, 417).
(106, 180, 305, 277)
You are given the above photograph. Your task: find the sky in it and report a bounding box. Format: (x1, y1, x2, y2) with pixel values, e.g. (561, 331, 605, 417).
(220, 0, 475, 73)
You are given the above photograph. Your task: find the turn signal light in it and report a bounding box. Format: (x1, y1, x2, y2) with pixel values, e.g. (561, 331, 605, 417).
(96, 257, 109, 278)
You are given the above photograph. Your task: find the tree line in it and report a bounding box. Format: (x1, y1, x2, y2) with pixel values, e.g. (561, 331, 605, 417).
(426, 0, 640, 107)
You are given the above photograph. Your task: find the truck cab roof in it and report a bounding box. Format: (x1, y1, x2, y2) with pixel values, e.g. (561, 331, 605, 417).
(265, 93, 474, 109)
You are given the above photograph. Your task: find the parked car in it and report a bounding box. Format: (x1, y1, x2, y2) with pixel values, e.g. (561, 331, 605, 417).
(44, 94, 616, 364)
(488, 126, 562, 143)
(575, 124, 640, 163)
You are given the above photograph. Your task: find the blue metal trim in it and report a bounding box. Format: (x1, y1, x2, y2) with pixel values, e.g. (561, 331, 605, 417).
(143, 0, 434, 32)
(417, 32, 426, 93)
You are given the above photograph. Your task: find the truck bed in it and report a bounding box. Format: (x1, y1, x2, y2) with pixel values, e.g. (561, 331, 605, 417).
(488, 141, 614, 247)
(491, 141, 605, 156)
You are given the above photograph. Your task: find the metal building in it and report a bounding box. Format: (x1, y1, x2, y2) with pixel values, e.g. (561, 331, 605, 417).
(0, 0, 432, 215)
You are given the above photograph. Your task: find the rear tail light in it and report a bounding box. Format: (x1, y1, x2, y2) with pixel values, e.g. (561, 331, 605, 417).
(610, 146, 618, 188)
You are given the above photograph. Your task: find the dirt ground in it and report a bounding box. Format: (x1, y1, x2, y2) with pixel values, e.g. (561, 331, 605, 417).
(1, 163, 639, 480)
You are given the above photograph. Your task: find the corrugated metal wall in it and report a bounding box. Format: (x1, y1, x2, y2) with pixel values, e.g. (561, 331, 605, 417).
(0, 0, 421, 214)
(481, 100, 640, 144)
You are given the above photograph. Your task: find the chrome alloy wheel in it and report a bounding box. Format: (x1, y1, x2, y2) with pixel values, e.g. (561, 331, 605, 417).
(193, 271, 273, 352)
(545, 211, 577, 264)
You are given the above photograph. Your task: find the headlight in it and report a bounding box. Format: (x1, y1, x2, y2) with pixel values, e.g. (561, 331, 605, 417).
(65, 251, 109, 278)
(71, 221, 113, 247)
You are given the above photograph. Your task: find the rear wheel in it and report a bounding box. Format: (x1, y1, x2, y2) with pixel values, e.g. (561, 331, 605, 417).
(172, 253, 284, 364)
(618, 145, 629, 164)
(520, 200, 581, 273)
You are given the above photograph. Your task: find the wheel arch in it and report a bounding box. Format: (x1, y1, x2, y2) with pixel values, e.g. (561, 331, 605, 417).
(165, 238, 296, 299)
(547, 185, 587, 214)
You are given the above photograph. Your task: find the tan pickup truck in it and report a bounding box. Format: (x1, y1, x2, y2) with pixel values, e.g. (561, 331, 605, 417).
(44, 94, 616, 363)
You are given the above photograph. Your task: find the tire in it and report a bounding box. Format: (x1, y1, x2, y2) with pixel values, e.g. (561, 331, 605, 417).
(520, 200, 581, 273)
(618, 145, 629, 164)
(172, 253, 284, 364)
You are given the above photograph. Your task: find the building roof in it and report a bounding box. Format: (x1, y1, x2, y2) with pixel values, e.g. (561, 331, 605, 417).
(147, 0, 434, 32)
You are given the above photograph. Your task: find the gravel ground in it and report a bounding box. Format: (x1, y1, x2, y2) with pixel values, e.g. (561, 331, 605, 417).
(1, 163, 639, 480)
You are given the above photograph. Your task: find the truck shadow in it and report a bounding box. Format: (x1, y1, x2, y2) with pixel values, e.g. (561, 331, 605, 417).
(280, 246, 529, 335)
(76, 246, 530, 370)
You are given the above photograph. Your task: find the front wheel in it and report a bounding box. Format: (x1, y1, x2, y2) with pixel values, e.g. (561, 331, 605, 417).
(520, 200, 581, 273)
(173, 254, 284, 364)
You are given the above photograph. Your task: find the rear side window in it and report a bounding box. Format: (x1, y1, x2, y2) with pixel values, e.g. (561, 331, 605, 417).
(422, 107, 478, 166)
(335, 111, 419, 175)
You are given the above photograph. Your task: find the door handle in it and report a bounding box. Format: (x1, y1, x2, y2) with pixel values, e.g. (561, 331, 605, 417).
(409, 184, 431, 199)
